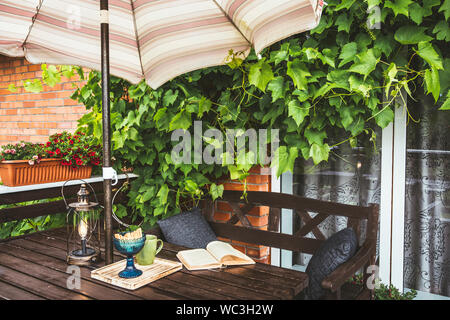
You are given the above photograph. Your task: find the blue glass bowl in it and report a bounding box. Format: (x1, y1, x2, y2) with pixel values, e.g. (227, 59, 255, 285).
(113, 233, 146, 279)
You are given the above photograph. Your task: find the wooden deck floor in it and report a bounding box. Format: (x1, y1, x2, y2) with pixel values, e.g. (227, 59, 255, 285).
(0, 228, 308, 300)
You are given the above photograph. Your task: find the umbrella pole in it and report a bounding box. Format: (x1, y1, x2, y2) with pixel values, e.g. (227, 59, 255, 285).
(100, 0, 113, 264)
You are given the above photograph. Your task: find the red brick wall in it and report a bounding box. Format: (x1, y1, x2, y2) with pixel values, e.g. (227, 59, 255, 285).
(214, 166, 272, 264)
(0, 56, 86, 145)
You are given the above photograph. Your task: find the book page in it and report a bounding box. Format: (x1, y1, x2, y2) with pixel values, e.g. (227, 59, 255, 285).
(206, 241, 255, 266)
(176, 249, 222, 270)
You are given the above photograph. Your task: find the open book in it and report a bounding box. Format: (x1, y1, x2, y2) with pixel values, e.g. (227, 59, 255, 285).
(176, 241, 255, 271)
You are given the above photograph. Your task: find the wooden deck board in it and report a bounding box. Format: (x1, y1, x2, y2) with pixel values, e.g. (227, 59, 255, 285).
(30, 231, 281, 299)
(44, 228, 305, 298)
(0, 240, 182, 300)
(0, 228, 308, 300)
(0, 280, 46, 300)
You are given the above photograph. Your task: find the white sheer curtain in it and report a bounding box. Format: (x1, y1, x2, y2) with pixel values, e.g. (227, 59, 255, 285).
(292, 135, 381, 265)
(404, 92, 450, 297)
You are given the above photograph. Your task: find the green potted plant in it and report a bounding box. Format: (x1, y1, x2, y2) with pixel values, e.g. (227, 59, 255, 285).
(0, 131, 101, 187)
(348, 274, 417, 300)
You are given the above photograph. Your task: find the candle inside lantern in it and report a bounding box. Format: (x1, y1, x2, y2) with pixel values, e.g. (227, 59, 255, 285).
(78, 218, 88, 255)
(78, 218, 88, 239)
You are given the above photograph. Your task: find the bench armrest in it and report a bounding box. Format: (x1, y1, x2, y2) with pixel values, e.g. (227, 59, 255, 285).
(321, 243, 374, 292)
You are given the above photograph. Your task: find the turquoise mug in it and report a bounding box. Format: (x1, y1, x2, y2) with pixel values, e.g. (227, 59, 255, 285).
(136, 235, 163, 265)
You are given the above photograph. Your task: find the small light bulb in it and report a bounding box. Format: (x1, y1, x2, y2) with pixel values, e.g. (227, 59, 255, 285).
(357, 161, 362, 169)
(78, 218, 88, 239)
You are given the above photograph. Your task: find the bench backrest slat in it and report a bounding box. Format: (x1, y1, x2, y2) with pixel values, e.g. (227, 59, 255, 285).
(221, 191, 371, 219)
(205, 190, 379, 255)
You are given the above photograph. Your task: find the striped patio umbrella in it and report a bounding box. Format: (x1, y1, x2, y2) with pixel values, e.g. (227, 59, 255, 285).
(0, 0, 324, 264)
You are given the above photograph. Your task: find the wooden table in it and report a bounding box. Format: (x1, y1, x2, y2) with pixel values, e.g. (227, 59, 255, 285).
(0, 228, 308, 300)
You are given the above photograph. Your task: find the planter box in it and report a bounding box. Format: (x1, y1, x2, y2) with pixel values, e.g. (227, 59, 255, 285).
(0, 159, 92, 187)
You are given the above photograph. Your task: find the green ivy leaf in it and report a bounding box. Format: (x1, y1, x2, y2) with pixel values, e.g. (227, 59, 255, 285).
(114, 204, 128, 218)
(335, 14, 353, 33)
(409, 3, 427, 24)
(7, 83, 17, 93)
(248, 59, 274, 92)
(439, 92, 450, 110)
(385, 62, 398, 98)
(415, 42, 444, 70)
(432, 21, 450, 41)
(209, 183, 224, 201)
(339, 105, 355, 129)
(304, 128, 327, 146)
(374, 107, 394, 128)
(270, 46, 289, 65)
(293, 89, 309, 102)
(385, 0, 413, 17)
(394, 25, 433, 44)
(439, 0, 450, 20)
(349, 49, 379, 79)
(156, 184, 169, 205)
(267, 77, 287, 102)
(319, 49, 336, 68)
(313, 83, 336, 100)
(288, 99, 310, 126)
(424, 68, 440, 102)
(367, 0, 381, 8)
(311, 15, 331, 34)
(112, 130, 126, 149)
(271, 146, 298, 177)
(304, 48, 319, 60)
(198, 97, 212, 118)
(169, 110, 191, 131)
(184, 180, 199, 193)
(23, 79, 43, 93)
(163, 89, 179, 106)
(309, 143, 330, 165)
(338, 42, 357, 67)
(327, 70, 351, 90)
(348, 75, 371, 97)
(374, 35, 396, 57)
(141, 187, 156, 203)
(42, 64, 61, 87)
(287, 59, 311, 90)
(335, 0, 356, 11)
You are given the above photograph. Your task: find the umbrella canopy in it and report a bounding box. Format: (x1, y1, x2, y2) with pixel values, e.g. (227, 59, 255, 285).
(0, 0, 323, 264)
(0, 0, 323, 89)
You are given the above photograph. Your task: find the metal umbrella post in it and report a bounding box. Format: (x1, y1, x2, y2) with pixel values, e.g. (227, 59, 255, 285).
(100, 0, 114, 265)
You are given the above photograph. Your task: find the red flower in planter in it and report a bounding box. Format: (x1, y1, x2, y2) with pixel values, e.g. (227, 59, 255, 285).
(45, 131, 102, 169)
(46, 150, 55, 157)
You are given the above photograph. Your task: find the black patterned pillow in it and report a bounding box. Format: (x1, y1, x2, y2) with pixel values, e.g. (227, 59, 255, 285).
(305, 228, 358, 300)
(157, 207, 217, 249)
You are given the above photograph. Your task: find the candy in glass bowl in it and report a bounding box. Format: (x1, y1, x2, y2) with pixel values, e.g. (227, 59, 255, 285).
(113, 228, 146, 278)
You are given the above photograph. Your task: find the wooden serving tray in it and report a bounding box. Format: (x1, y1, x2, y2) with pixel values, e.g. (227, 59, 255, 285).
(91, 258, 182, 290)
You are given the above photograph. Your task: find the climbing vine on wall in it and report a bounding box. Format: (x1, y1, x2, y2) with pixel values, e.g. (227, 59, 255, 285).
(13, 0, 449, 227)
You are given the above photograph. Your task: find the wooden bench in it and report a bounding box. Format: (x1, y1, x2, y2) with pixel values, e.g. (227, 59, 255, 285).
(201, 190, 379, 300)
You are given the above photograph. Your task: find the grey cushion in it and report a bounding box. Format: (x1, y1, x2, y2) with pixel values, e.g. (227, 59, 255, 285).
(305, 228, 358, 300)
(157, 207, 217, 249)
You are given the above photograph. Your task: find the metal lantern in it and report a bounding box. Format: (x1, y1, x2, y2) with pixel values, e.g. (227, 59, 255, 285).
(63, 182, 102, 266)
